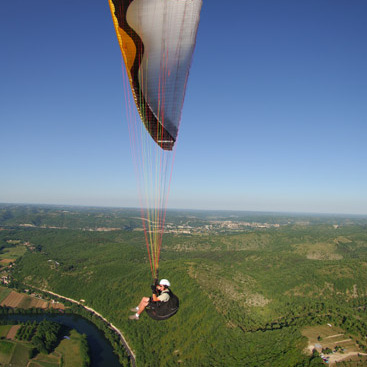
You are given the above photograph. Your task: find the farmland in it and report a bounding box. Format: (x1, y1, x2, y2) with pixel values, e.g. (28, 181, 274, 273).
(0, 287, 64, 310)
(0, 338, 33, 366)
(302, 325, 367, 365)
(0, 325, 12, 338)
(0, 242, 26, 260)
(0, 323, 88, 367)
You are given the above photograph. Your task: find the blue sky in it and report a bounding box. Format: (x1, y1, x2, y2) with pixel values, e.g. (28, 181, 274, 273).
(1, 0, 366, 214)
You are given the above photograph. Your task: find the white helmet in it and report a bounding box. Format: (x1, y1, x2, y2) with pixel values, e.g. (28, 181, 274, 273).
(159, 279, 171, 287)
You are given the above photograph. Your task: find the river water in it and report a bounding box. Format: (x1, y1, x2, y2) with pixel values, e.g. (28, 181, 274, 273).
(2, 313, 121, 367)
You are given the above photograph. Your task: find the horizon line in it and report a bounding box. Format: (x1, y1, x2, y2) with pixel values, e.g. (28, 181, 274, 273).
(1, 201, 366, 218)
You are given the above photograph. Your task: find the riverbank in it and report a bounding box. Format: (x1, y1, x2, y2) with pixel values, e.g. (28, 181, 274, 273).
(3, 313, 120, 367)
(37, 288, 136, 367)
(0, 322, 90, 366)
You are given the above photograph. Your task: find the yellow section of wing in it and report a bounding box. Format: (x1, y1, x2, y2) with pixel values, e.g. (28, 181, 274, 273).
(108, 0, 136, 74)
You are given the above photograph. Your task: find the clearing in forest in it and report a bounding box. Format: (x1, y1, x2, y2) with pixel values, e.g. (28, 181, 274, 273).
(302, 324, 367, 365)
(0, 244, 27, 259)
(55, 329, 87, 367)
(0, 258, 16, 264)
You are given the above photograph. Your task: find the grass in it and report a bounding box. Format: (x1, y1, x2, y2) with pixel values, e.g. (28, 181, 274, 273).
(0, 244, 27, 259)
(9, 342, 34, 367)
(302, 324, 357, 351)
(0, 324, 12, 337)
(55, 329, 86, 367)
(6, 240, 22, 244)
(17, 294, 33, 308)
(0, 339, 16, 364)
(31, 352, 60, 367)
(302, 324, 345, 342)
(0, 286, 11, 302)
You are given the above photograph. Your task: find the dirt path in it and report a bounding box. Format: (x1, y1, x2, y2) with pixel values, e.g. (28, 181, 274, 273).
(325, 333, 344, 339)
(39, 289, 136, 367)
(330, 338, 352, 343)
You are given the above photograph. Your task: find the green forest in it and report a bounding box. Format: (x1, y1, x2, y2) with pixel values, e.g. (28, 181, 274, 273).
(1, 204, 367, 366)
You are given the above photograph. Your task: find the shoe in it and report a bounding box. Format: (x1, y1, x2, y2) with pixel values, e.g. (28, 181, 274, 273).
(129, 314, 139, 320)
(130, 307, 139, 312)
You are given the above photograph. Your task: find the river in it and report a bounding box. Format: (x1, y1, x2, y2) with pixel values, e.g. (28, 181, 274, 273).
(2, 313, 122, 367)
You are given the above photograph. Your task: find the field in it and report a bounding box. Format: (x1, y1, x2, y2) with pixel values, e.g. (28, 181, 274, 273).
(0, 339, 31, 367)
(0, 325, 12, 338)
(0, 243, 27, 260)
(302, 324, 367, 365)
(6, 325, 21, 339)
(0, 287, 64, 310)
(55, 329, 88, 367)
(0, 339, 15, 364)
(0, 286, 11, 303)
(29, 352, 60, 367)
(0, 258, 16, 264)
(7, 342, 34, 367)
(0, 324, 88, 367)
(1, 290, 47, 308)
(0, 339, 51, 367)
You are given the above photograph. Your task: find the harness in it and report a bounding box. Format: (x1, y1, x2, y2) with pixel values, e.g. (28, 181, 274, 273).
(145, 289, 179, 321)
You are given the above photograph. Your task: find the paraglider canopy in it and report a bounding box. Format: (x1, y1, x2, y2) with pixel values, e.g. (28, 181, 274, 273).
(108, 0, 202, 280)
(108, 0, 202, 151)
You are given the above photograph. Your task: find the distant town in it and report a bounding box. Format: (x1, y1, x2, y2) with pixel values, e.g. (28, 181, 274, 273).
(164, 220, 281, 234)
(14, 219, 282, 235)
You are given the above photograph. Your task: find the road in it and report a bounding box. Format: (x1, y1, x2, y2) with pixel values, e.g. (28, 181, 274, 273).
(41, 288, 137, 367)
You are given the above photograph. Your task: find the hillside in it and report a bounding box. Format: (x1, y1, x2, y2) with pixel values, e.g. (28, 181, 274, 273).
(1, 205, 367, 366)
